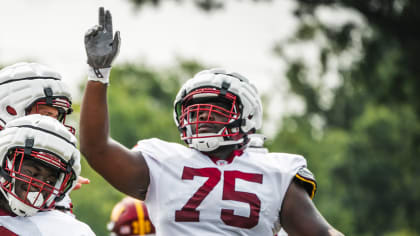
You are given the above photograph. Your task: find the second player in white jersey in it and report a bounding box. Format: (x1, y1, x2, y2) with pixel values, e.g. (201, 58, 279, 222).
(0, 210, 95, 236)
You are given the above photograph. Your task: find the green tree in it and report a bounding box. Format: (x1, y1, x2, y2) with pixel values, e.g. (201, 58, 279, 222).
(270, 0, 420, 235)
(336, 105, 420, 235)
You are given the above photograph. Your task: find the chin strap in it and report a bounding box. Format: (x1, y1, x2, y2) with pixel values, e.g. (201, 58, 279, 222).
(190, 133, 224, 152)
(190, 133, 246, 152)
(225, 118, 245, 129)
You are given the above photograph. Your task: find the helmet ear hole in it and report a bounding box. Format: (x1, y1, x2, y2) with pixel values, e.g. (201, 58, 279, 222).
(6, 106, 17, 116)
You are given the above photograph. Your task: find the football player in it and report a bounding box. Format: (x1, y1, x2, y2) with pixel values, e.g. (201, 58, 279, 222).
(0, 62, 90, 213)
(0, 62, 74, 133)
(0, 115, 95, 235)
(108, 196, 156, 236)
(80, 7, 344, 236)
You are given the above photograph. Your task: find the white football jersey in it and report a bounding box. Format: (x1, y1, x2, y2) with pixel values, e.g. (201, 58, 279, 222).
(133, 138, 307, 236)
(0, 210, 95, 236)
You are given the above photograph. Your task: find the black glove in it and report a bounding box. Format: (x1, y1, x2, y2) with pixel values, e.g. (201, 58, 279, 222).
(84, 7, 121, 69)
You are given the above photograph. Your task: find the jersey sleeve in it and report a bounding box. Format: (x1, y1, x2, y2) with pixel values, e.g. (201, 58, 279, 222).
(264, 152, 309, 212)
(132, 138, 190, 201)
(133, 138, 181, 160)
(294, 167, 317, 199)
(268, 152, 317, 199)
(132, 138, 182, 173)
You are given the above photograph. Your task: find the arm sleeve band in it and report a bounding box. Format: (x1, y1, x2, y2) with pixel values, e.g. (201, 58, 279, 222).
(294, 167, 317, 199)
(87, 66, 111, 85)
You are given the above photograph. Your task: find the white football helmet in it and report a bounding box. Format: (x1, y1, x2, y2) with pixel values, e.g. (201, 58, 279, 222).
(0, 62, 74, 133)
(174, 68, 263, 152)
(0, 114, 81, 216)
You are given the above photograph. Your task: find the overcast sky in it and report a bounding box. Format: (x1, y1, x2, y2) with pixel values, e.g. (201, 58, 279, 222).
(0, 0, 297, 96)
(0, 0, 302, 135)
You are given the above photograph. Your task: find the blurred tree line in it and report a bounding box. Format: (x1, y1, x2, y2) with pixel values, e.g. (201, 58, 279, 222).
(69, 0, 420, 235)
(269, 1, 420, 236)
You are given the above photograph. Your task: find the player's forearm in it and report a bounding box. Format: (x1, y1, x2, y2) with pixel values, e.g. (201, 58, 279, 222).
(80, 81, 110, 158)
(81, 6, 120, 160)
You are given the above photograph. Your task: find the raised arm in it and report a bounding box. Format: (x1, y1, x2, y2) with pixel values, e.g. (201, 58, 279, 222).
(280, 180, 344, 236)
(80, 7, 149, 200)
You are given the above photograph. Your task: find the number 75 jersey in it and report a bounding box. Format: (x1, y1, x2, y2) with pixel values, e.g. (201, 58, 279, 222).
(133, 138, 308, 236)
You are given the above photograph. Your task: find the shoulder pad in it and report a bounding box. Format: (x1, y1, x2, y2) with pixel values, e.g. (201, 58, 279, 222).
(294, 167, 317, 199)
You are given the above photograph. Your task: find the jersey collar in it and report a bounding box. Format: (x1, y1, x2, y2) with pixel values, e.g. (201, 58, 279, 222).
(207, 149, 244, 165)
(0, 207, 15, 216)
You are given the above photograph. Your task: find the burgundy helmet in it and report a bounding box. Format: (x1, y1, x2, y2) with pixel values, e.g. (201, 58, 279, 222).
(108, 197, 156, 236)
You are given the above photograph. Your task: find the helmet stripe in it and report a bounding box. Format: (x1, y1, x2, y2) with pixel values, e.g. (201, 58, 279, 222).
(13, 125, 75, 147)
(0, 77, 60, 86)
(134, 200, 145, 235)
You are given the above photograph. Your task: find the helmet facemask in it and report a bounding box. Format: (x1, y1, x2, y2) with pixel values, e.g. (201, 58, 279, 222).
(174, 69, 263, 152)
(0, 145, 76, 216)
(176, 88, 246, 152)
